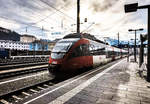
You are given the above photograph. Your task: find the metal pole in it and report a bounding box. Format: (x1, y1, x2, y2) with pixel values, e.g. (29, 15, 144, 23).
(139, 35, 144, 67)
(9, 49, 11, 58)
(127, 41, 129, 62)
(147, 7, 150, 82)
(134, 30, 137, 62)
(42, 27, 44, 55)
(61, 20, 63, 29)
(104, 39, 108, 58)
(77, 0, 80, 33)
(26, 27, 27, 33)
(118, 32, 119, 48)
(34, 42, 36, 56)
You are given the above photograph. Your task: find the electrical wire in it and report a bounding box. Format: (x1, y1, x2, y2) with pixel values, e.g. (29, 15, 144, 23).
(15, 0, 72, 32)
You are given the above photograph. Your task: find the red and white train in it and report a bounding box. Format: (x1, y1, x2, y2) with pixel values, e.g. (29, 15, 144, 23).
(48, 33, 128, 73)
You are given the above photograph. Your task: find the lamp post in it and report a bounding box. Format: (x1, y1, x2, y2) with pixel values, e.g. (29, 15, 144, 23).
(128, 28, 143, 62)
(117, 32, 120, 48)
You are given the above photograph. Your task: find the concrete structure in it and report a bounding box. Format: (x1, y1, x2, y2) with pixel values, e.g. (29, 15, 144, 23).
(0, 40, 29, 50)
(20, 34, 36, 43)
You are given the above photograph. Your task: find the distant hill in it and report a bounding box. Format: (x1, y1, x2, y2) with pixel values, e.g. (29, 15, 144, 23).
(0, 27, 20, 41)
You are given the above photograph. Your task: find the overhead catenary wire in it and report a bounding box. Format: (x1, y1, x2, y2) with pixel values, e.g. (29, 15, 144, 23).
(15, 0, 74, 33)
(0, 0, 89, 36)
(0, 1, 66, 32)
(39, 0, 75, 22)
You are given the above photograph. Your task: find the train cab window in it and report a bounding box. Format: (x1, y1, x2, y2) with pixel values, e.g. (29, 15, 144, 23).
(51, 41, 74, 59)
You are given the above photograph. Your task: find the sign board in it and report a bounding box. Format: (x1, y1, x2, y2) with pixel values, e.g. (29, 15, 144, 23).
(51, 32, 61, 35)
(124, 3, 138, 13)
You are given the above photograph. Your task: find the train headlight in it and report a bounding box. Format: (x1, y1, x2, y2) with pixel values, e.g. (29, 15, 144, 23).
(52, 61, 57, 64)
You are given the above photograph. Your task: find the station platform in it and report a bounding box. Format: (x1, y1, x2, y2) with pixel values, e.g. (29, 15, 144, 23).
(18, 57, 150, 104)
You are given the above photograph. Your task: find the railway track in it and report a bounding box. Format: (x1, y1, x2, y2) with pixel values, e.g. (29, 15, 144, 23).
(0, 59, 121, 104)
(0, 71, 79, 104)
(0, 55, 49, 66)
(0, 72, 72, 104)
(0, 79, 55, 104)
(0, 64, 48, 79)
(0, 62, 48, 70)
(0, 57, 49, 66)
(0, 57, 49, 79)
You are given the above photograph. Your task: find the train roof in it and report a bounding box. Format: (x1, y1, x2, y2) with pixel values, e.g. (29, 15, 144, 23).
(58, 38, 80, 43)
(63, 33, 81, 39)
(63, 33, 104, 43)
(62, 33, 127, 52)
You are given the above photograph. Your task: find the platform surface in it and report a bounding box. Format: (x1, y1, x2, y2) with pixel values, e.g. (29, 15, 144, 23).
(18, 58, 150, 104)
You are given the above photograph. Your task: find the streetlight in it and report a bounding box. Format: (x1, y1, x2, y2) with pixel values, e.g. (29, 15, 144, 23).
(124, 2, 150, 82)
(128, 28, 143, 62)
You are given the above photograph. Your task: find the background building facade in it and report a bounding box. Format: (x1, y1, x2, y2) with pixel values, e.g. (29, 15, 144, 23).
(20, 34, 36, 43)
(0, 40, 29, 50)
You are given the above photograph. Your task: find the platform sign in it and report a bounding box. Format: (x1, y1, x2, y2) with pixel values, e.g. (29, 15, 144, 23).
(51, 32, 62, 35)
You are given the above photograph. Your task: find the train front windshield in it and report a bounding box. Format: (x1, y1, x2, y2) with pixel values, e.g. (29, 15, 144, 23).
(51, 38, 79, 59)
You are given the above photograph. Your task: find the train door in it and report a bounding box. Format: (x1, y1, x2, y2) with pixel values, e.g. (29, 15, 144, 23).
(64, 44, 92, 70)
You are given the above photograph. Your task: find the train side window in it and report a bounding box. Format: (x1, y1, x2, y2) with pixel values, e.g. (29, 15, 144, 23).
(81, 44, 90, 56)
(71, 46, 82, 58)
(89, 44, 94, 55)
(89, 44, 105, 55)
(71, 44, 89, 58)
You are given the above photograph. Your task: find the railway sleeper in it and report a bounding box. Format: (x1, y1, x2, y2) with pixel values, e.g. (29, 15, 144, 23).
(0, 99, 11, 104)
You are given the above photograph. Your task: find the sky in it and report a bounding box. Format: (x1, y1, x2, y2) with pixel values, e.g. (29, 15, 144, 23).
(0, 0, 150, 41)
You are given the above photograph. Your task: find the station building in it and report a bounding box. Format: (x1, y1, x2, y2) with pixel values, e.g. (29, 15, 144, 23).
(0, 27, 20, 41)
(20, 34, 36, 43)
(29, 40, 48, 51)
(47, 39, 60, 51)
(0, 27, 59, 51)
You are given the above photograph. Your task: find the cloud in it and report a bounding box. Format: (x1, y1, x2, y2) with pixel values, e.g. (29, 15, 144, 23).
(88, 0, 119, 12)
(0, 0, 149, 41)
(0, 18, 20, 29)
(0, 0, 38, 26)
